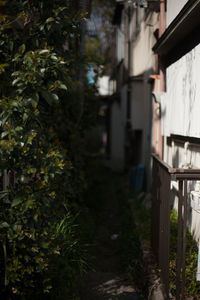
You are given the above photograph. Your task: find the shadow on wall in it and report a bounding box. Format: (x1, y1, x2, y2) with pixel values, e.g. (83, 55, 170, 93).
(172, 148, 179, 168)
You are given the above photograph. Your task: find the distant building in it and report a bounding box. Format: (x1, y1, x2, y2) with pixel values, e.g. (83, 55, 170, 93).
(108, 0, 159, 189)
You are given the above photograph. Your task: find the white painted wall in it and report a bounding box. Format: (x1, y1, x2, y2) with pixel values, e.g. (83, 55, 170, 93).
(163, 0, 200, 239)
(166, 0, 188, 27)
(163, 42, 200, 238)
(162, 43, 200, 139)
(97, 76, 111, 96)
(131, 12, 158, 76)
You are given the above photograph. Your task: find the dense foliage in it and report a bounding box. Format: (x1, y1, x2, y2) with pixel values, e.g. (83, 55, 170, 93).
(170, 210, 200, 298)
(0, 0, 97, 298)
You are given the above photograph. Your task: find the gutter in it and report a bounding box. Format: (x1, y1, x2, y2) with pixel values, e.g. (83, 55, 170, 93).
(153, 0, 200, 67)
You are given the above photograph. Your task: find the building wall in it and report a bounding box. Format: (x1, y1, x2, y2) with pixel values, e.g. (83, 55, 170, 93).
(165, 139, 200, 240)
(162, 0, 200, 239)
(162, 42, 200, 169)
(110, 86, 127, 170)
(128, 9, 158, 189)
(131, 12, 158, 76)
(110, 5, 158, 187)
(130, 71, 153, 189)
(162, 43, 200, 139)
(166, 0, 188, 27)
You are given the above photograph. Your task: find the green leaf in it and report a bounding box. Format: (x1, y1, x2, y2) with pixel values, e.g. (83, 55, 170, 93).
(0, 222, 9, 228)
(1, 131, 8, 138)
(46, 17, 55, 23)
(39, 49, 49, 55)
(51, 55, 57, 61)
(59, 83, 67, 90)
(19, 44, 26, 54)
(40, 90, 59, 105)
(11, 71, 19, 76)
(23, 112, 28, 122)
(15, 126, 23, 132)
(31, 99, 38, 108)
(0, 191, 8, 200)
(51, 93, 59, 102)
(12, 78, 20, 86)
(11, 197, 22, 207)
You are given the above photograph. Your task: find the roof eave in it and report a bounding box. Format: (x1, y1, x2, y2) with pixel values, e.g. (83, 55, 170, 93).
(153, 0, 200, 66)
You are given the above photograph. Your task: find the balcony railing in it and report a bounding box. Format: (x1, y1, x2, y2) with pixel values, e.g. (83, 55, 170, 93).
(151, 154, 200, 299)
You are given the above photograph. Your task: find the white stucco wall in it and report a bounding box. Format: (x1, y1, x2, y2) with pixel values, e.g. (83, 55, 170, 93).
(166, 0, 188, 27)
(97, 76, 111, 96)
(131, 12, 158, 76)
(163, 2, 200, 238)
(162, 43, 200, 139)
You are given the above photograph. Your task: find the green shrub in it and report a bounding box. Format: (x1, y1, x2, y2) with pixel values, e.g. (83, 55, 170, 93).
(0, 0, 95, 298)
(169, 210, 200, 297)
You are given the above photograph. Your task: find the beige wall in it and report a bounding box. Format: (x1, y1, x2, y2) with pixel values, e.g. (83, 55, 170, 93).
(130, 71, 153, 189)
(131, 12, 158, 76)
(166, 0, 188, 27)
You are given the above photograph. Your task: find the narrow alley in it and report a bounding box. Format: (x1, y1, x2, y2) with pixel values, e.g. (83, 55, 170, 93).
(2, 1, 200, 299)
(79, 160, 145, 300)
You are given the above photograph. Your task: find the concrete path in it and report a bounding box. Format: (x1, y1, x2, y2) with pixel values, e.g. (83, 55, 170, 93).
(79, 168, 143, 300)
(80, 271, 139, 300)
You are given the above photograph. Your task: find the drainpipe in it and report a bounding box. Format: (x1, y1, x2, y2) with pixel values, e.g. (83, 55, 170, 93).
(159, 0, 166, 91)
(158, 0, 166, 159)
(125, 3, 132, 169)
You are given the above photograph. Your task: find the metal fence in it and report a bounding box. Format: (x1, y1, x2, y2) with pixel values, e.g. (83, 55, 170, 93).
(151, 154, 200, 299)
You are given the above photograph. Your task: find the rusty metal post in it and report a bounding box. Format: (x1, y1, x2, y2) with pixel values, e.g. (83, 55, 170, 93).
(158, 166, 170, 299)
(176, 180, 183, 300)
(151, 156, 160, 260)
(151, 154, 200, 299)
(181, 180, 188, 299)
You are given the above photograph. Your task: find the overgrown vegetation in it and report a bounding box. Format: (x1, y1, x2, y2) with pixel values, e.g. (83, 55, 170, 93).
(131, 193, 200, 299)
(117, 187, 145, 294)
(170, 210, 200, 298)
(0, 1, 97, 298)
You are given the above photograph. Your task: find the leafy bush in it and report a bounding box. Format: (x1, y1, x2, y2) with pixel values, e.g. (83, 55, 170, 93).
(169, 210, 200, 298)
(0, 0, 96, 298)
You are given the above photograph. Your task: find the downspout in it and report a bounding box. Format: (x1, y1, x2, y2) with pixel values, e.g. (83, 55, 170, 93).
(159, 0, 166, 90)
(158, 0, 166, 159)
(125, 4, 131, 169)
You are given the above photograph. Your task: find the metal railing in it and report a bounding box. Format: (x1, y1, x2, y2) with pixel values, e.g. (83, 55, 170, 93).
(151, 154, 200, 299)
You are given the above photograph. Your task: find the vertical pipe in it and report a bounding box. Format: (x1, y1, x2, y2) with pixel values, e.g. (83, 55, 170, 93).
(159, 168, 170, 299)
(176, 180, 183, 300)
(125, 4, 131, 169)
(165, 172, 171, 299)
(151, 157, 159, 260)
(158, 0, 166, 159)
(128, 4, 131, 78)
(181, 180, 188, 299)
